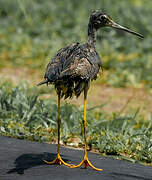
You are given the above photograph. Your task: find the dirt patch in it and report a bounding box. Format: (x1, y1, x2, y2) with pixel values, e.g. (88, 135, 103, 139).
(0, 67, 40, 85)
(66, 84, 152, 118)
(1, 67, 152, 119)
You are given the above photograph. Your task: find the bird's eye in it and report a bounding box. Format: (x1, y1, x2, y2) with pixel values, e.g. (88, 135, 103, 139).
(100, 15, 107, 23)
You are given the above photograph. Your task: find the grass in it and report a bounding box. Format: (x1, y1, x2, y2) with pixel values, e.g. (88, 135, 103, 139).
(0, 82, 152, 165)
(0, 0, 152, 87)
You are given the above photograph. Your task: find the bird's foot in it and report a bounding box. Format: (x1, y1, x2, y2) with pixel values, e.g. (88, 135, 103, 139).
(43, 153, 72, 167)
(70, 154, 103, 171)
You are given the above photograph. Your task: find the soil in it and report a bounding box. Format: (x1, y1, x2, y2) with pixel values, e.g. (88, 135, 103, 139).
(1, 67, 152, 119)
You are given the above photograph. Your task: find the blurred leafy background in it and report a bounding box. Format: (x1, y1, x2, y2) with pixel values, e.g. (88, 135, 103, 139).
(0, 0, 152, 165)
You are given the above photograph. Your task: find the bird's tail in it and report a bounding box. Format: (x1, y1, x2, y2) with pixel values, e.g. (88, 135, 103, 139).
(37, 79, 48, 86)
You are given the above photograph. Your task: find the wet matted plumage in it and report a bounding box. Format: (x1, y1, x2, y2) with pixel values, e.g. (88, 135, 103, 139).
(38, 10, 143, 171)
(39, 41, 102, 99)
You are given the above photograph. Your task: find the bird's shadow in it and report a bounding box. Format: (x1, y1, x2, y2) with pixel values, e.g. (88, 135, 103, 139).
(7, 152, 69, 175)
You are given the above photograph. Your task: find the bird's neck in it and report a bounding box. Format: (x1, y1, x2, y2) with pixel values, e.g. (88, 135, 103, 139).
(87, 22, 96, 46)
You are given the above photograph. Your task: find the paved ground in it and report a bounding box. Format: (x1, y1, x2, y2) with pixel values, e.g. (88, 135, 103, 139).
(0, 135, 152, 180)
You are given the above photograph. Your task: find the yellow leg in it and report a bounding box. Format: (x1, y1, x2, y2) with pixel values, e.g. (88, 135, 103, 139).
(44, 93, 72, 167)
(71, 93, 103, 171)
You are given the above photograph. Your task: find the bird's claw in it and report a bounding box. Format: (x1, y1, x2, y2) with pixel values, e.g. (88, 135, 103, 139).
(70, 155, 103, 171)
(43, 153, 72, 167)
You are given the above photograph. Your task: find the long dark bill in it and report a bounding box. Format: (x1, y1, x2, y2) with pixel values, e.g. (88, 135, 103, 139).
(110, 21, 144, 38)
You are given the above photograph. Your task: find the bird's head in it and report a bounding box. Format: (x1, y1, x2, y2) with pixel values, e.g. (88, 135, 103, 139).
(89, 10, 144, 38)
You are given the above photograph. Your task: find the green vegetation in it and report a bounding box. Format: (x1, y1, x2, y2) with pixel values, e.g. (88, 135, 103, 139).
(0, 0, 152, 87)
(0, 82, 152, 165)
(0, 0, 152, 166)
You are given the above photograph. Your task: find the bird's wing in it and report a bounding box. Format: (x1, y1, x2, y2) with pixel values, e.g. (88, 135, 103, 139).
(61, 56, 99, 80)
(44, 42, 100, 82)
(44, 43, 80, 81)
